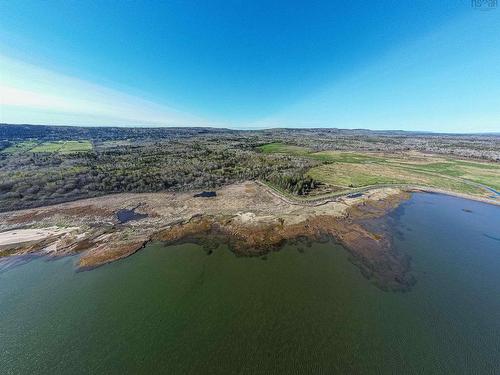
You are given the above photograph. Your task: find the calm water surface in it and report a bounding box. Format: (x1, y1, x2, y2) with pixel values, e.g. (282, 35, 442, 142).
(1, 193, 499, 374)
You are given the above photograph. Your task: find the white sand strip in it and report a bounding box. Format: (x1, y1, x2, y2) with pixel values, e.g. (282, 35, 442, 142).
(0, 227, 78, 246)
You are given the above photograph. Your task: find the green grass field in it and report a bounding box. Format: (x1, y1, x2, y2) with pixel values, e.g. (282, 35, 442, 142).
(2, 140, 92, 154)
(260, 144, 500, 198)
(1, 141, 38, 154)
(258, 142, 311, 155)
(58, 141, 93, 153)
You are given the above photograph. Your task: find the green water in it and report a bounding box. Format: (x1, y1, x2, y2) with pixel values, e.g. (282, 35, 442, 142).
(1, 193, 499, 374)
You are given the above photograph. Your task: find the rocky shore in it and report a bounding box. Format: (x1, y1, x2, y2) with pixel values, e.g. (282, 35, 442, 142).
(0, 182, 413, 291)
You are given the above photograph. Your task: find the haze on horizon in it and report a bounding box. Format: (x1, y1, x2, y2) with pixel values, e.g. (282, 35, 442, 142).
(0, 1, 499, 133)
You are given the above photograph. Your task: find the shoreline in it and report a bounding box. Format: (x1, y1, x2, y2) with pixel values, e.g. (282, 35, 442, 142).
(405, 186, 500, 206)
(0, 181, 497, 291)
(256, 180, 500, 207)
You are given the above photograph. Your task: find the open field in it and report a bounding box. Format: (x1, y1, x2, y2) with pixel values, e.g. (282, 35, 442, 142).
(1, 140, 38, 154)
(261, 144, 500, 198)
(1, 140, 92, 154)
(259, 142, 311, 155)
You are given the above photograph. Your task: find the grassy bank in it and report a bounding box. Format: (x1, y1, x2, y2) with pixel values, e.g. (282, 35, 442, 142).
(1, 140, 93, 154)
(260, 143, 500, 198)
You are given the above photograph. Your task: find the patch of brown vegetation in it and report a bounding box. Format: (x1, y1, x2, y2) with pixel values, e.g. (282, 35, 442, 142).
(153, 216, 214, 243)
(6, 205, 114, 224)
(77, 233, 149, 270)
(347, 191, 411, 220)
(0, 235, 57, 257)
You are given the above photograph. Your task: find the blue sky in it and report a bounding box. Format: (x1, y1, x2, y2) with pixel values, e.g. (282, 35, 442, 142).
(0, 0, 499, 132)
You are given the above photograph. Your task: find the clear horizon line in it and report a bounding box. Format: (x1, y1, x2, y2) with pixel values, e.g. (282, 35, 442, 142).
(1, 122, 499, 136)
